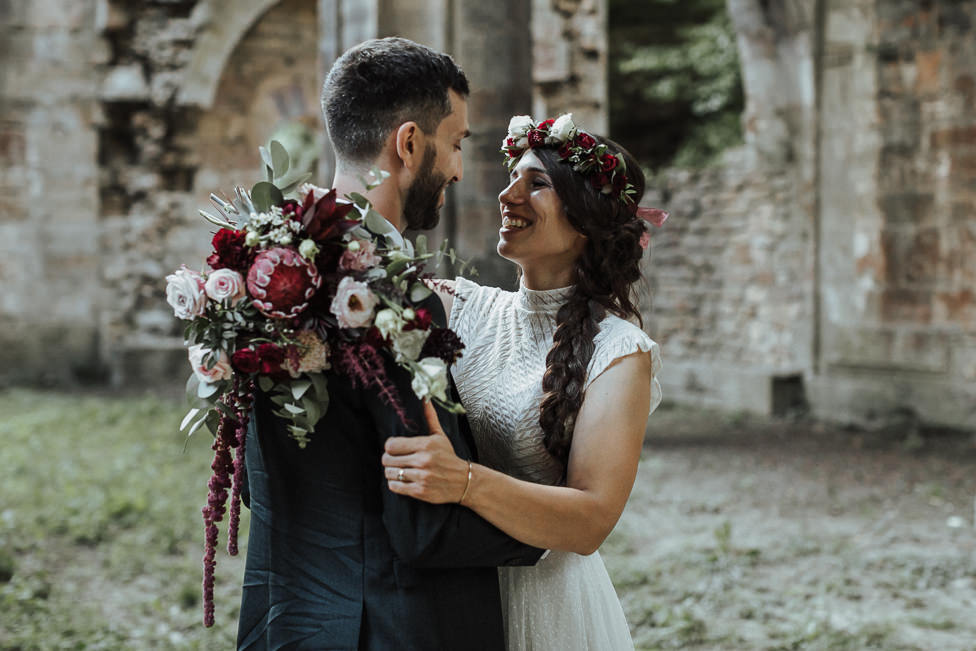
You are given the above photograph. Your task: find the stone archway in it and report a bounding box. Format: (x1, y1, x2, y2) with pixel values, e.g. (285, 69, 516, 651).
(191, 0, 322, 206)
(178, 0, 284, 109)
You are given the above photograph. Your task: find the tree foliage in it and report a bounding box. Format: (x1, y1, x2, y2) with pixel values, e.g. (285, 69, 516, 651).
(609, 0, 744, 170)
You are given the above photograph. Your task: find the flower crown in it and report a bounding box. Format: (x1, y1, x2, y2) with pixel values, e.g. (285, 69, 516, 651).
(500, 114, 669, 242)
(500, 113, 640, 205)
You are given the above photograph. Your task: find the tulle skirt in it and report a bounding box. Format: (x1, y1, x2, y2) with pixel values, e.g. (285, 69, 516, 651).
(499, 550, 634, 651)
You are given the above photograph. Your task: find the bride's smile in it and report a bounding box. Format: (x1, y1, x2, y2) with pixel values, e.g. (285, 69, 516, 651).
(496, 150, 587, 289)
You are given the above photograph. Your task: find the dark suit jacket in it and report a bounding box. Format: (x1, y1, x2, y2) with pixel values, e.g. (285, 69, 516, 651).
(237, 296, 543, 650)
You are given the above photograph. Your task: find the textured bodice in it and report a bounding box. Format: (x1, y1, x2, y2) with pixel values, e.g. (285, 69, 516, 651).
(449, 277, 662, 486)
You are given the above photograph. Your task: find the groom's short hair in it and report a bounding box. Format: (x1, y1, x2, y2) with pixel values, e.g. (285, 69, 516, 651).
(322, 37, 469, 165)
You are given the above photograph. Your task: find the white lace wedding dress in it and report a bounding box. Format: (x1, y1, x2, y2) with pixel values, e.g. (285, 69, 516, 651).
(449, 277, 663, 651)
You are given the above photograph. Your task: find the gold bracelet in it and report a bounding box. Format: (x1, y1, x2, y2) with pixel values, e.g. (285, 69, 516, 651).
(458, 461, 473, 504)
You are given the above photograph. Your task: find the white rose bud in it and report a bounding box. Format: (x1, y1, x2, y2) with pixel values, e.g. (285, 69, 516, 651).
(402, 308, 416, 321)
(347, 240, 361, 252)
(507, 115, 535, 136)
(549, 113, 575, 143)
(299, 238, 319, 260)
(411, 356, 449, 402)
(393, 329, 429, 364)
(245, 230, 261, 247)
(374, 308, 403, 339)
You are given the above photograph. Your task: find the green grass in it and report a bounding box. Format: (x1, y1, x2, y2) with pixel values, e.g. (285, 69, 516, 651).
(0, 389, 244, 649)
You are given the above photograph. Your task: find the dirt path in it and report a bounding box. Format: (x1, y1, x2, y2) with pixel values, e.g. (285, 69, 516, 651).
(608, 406, 976, 650)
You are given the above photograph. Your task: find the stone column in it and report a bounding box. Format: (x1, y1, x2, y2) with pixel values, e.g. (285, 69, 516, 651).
(449, 1, 533, 288)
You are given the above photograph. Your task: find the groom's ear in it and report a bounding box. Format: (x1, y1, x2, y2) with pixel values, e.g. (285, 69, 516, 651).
(394, 121, 425, 171)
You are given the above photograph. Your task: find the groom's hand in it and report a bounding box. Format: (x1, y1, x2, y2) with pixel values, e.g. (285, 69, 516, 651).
(383, 402, 470, 504)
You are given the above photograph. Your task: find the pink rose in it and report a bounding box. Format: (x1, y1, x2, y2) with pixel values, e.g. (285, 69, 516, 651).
(204, 268, 246, 305)
(188, 344, 232, 384)
(330, 276, 379, 329)
(338, 239, 382, 272)
(165, 266, 207, 320)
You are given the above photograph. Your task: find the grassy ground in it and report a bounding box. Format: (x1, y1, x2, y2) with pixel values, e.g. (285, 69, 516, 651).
(1, 390, 975, 649)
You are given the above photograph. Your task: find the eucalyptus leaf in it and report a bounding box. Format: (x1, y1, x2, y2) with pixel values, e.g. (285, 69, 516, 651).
(279, 172, 313, 197)
(410, 282, 433, 302)
(251, 182, 283, 213)
(204, 409, 221, 436)
(414, 234, 427, 256)
(346, 192, 371, 210)
(304, 396, 321, 425)
(283, 402, 305, 415)
(197, 379, 219, 399)
(185, 413, 210, 438)
(259, 145, 273, 169)
(180, 407, 202, 431)
(258, 376, 274, 392)
(364, 209, 391, 234)
(290, 379, 312, 401)
(185, 373, 200, 405)
(308, 372, 329, 399)
(270, 140, 289, 177)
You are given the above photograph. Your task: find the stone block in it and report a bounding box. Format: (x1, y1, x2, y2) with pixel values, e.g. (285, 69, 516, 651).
(100, 64, 150, 102)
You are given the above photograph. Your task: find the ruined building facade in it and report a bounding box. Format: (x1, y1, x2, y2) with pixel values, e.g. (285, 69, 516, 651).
(1, 0, 973, 430)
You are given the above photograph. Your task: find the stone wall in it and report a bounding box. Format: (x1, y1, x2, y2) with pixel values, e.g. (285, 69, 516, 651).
(0, 0, 601, 386)
(0, 1, 103, 384)
(646, 0, 976, 429)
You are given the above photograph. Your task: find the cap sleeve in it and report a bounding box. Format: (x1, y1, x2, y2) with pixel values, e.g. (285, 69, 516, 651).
(448, 276, 485, 348)
(586, 320, 663, 417)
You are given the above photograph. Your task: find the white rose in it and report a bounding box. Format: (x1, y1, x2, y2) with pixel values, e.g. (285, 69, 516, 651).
(204, 268, 246, 305)
(393, 329, 429, 363)
(329, 276, 379, 329)
(165, 266, 207, 320)
(298, 238, 319, 260)
(507, 115, 535, 137)
(410, 356, 449, 402)
(374, 308, 403, 339)
(548, 113, 575, 143)
(187, 344, 232, 384)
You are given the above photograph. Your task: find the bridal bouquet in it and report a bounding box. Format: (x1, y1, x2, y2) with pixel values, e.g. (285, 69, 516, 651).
(164, 141, 465, 626)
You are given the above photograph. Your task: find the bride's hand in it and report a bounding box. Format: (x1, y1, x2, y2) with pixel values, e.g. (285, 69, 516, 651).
(383, 401, 470, 504)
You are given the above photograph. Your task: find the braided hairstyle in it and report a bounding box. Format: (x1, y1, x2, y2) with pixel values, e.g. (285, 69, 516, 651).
(532, 138, 647, 471)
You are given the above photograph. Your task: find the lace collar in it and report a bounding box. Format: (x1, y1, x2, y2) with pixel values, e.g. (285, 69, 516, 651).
(516, 280, 574, 314)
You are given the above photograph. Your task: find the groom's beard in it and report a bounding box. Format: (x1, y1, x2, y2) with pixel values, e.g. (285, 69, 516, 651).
(403, 145, 448, 231)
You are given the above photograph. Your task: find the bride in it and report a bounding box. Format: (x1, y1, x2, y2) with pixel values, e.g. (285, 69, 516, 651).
(382, 113, 664, 650)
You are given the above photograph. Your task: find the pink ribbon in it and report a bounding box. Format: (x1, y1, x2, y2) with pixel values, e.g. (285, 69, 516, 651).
(636, 207, 669, 227)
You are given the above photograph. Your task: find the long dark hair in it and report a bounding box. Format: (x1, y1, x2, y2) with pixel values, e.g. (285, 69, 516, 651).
(533, 138, 646, 471)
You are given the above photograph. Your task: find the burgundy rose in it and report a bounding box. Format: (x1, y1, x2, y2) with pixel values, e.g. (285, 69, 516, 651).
(612, 171, 629, 195)
(207, 229, 251, 272)
(574, 132, 596, 150)
(231, 348, 260, 374)
(403, 307, 433, 332)
(537, 118, 555, 129)
(527, 130, 546, 147)
(301, 187, 358, 242)
(255, 342, 286, 375)
(557, 143, 573, 159)
(419, 327, 465, 365)
(591, 173, 611, 191)
(246, 246, 322, 319)
(601, 154, 618, 172)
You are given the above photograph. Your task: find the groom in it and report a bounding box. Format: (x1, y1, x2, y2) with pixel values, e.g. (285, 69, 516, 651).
(237, 38, 544, 650)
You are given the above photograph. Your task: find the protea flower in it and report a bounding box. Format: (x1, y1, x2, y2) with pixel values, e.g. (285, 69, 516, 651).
(246, 246, 321, 319)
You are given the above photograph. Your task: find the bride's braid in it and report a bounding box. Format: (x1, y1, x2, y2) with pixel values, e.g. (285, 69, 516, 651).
(533, 141, 647, 471)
